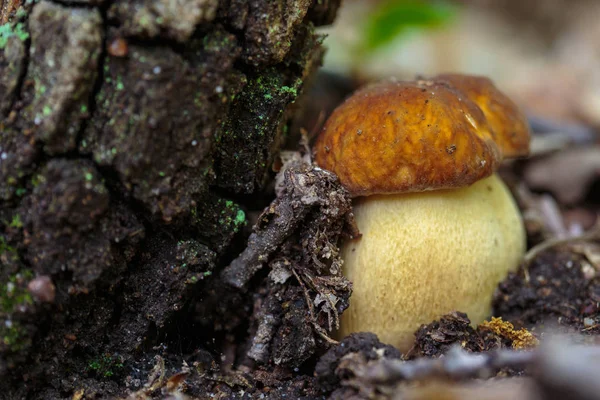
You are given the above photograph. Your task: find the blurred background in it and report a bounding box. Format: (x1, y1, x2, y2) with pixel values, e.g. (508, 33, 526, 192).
(320, 0, 600, 129)
(294, 0, 600, 247)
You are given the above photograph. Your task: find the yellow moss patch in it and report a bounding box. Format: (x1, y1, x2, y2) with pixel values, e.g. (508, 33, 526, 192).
(479, 317, 538, 349)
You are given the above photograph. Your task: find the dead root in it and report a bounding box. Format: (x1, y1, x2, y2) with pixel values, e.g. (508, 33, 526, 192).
(222, 159, 356, 366)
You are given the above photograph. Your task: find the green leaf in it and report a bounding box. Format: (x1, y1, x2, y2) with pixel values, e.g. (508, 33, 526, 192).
(0, 22, 29, 49)
(363, 0, 457, 52)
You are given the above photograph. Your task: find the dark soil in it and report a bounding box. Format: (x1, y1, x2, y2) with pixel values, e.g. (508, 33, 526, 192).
(494, 248, 600, 336)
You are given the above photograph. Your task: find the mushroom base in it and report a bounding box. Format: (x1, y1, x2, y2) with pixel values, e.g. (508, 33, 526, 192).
(338, 174, 526, 351)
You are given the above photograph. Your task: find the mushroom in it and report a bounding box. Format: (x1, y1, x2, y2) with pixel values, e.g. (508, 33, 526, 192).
(314, 75, 530, 350)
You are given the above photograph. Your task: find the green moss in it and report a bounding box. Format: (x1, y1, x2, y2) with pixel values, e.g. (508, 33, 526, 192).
(215, 68, 301, 192)
(0, 269, 34, 355)
(139, 15, 150, 27)
(234, 209, 245, 226)
(241, 74, 302, 122)
(9, 215, 22, 229)
(87, 353, 124, 378)
(218, 199, 246, 233)
(202, 30, 233, 53)
(1, 270, 34, 314)
(1, 321, 31, 353)
(0, 22, 29, 49)
(189, 198, 246, 240)
(185, 270, 212, 285)
(279, 85, 298, 97)
(30, 173, 45, 187)
(0, 237, 18, 259)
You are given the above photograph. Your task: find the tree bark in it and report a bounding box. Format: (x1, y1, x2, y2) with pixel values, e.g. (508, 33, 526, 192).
(0, 1, 342, 398)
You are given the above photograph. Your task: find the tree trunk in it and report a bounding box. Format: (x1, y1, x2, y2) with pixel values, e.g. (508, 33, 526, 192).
(0, 1, 344, 398)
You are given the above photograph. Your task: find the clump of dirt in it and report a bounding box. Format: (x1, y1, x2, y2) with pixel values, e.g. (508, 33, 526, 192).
(405, 311, 538, 360)
(494, 248, 600, 335)
(406, 311, 486, 358)
(315, 332, 402, 397)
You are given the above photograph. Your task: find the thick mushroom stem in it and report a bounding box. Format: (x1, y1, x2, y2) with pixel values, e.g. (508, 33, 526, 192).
(338, 174, 526, 351)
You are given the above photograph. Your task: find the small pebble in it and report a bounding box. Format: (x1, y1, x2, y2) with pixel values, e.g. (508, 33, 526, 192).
(584, 317, 595, 328)
(108, 38, 128, 57)
(28, 275, 56, 303)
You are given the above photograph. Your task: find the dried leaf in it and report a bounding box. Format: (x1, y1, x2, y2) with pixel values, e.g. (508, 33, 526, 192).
(571, 241, 600, 270)
(166, 371, 189, 392)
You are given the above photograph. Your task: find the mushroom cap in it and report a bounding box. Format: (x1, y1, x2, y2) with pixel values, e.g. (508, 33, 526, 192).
(338, 174, 526, 350)
(314, 75, 530, 197)
(434, 74, 531, 158)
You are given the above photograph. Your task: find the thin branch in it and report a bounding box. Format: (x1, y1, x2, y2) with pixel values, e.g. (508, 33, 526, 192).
(339, 340, 600, 390)
(343, 345, 534, 385)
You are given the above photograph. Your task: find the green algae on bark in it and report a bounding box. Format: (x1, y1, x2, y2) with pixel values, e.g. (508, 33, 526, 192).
(82, 27, 245, 221)
(22, 2, 102, 154)
(1, 1, 102, 201)
(215, 23, 325, 194)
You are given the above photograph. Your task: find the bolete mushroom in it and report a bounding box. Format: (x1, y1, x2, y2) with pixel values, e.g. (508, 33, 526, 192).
(314, 75, 530, 350)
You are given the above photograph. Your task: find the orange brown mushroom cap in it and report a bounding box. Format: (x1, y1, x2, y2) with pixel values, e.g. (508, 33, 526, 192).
(434, 74, 531, 159)
(314, 75, 530, 197)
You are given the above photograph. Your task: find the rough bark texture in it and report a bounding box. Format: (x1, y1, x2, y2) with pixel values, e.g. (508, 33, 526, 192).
(0, 1, 344, 398)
